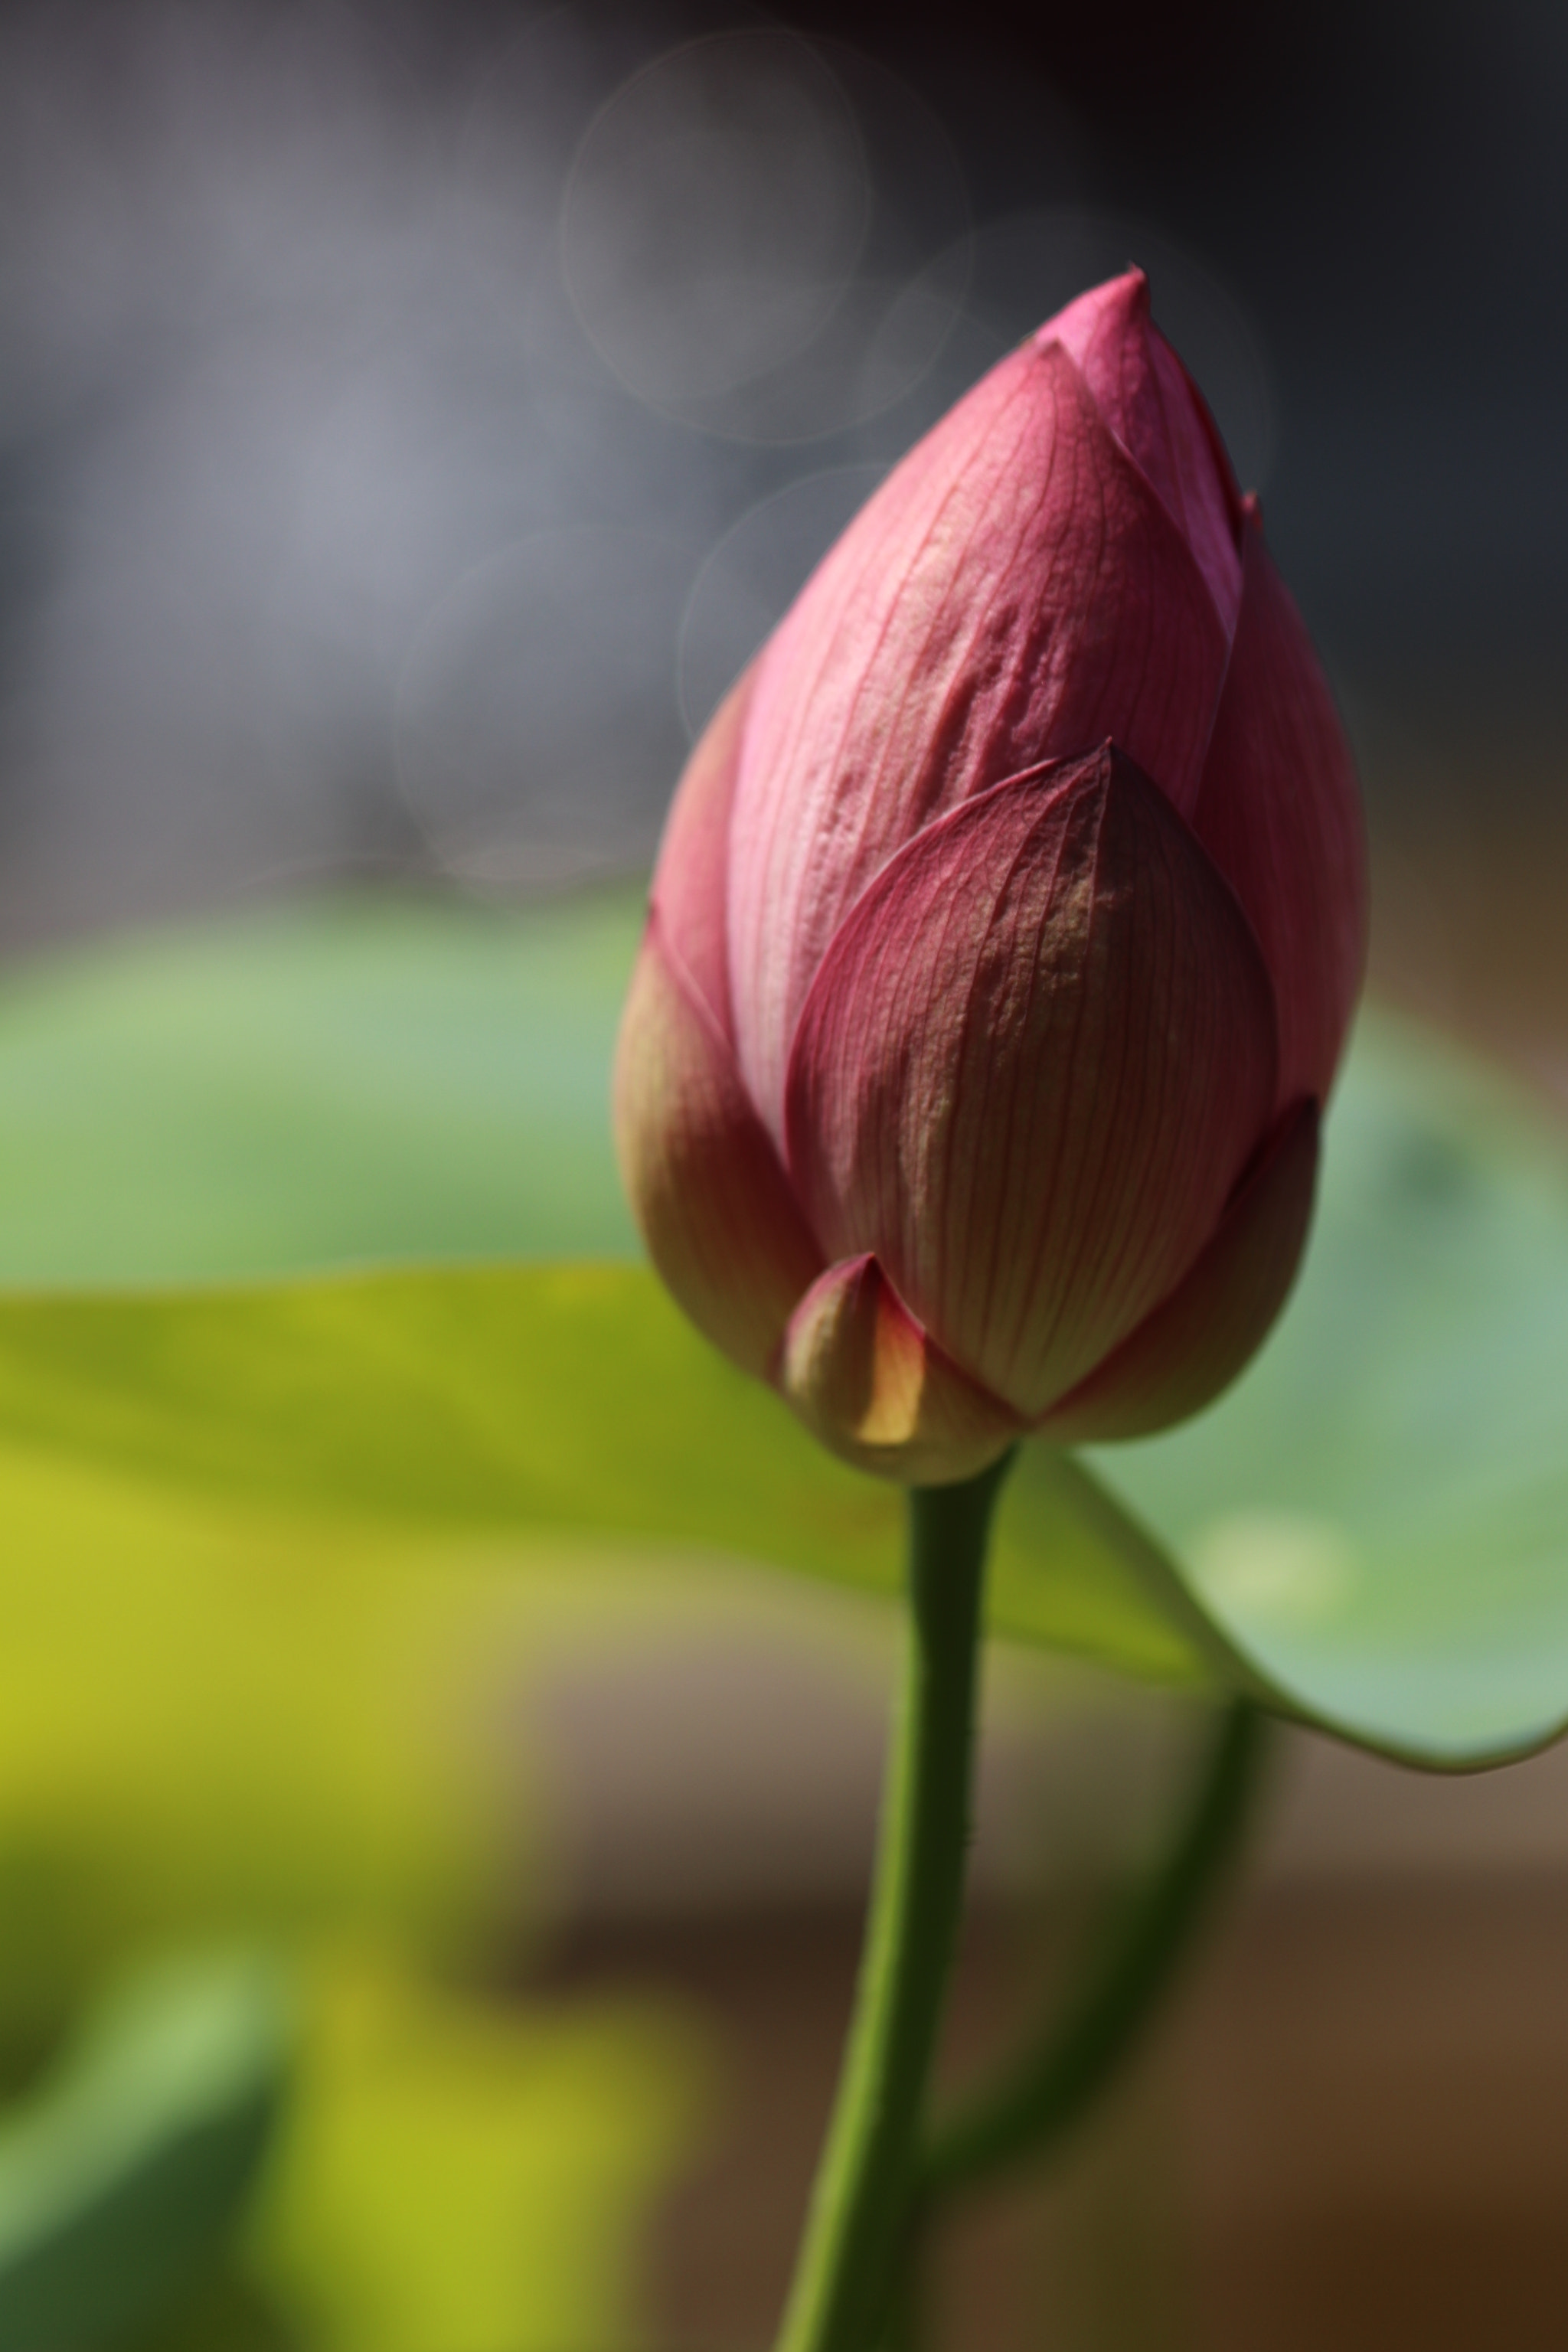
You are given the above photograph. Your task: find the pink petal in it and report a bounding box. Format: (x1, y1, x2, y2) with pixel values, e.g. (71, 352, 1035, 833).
(784, 745, 1279, 1419)
(1189, 506, 1367, 1108)
(613, 915, 822, 1378)
(1040, 1098, 1319, 1443)
(1047, 270, 1244, 634)
(779, 1253, 1022, 1485)
(727, 340, 1231, 1145)
(648, 660, 757, 1044)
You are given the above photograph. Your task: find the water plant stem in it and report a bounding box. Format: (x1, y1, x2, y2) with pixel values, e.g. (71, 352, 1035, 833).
(774, 1452, 1014, 2352)
(919, 1697, 1269, 2199)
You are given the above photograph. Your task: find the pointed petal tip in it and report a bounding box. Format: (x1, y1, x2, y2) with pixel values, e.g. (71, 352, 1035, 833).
(778, 1256, 1021, 1487)
(726, 335, 1233, 1128)
(785, 743, 1279, 1424)
(1035, 267, 1149, 351)
(1044, 266, 1243, 634)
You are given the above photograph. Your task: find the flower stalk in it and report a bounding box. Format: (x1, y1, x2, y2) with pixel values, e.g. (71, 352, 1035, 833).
(920, 1697, 1269, 2200)
(774, 1453, 1014, 2352)
(775, 1521, 1272, 2352)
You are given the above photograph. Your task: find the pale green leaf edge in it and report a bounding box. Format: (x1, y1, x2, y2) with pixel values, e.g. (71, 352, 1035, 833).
(0, 1258, 1550, 1770)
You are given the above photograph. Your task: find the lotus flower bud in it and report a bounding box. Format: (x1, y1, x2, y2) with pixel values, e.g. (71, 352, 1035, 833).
(615, 271, 1365, 1485)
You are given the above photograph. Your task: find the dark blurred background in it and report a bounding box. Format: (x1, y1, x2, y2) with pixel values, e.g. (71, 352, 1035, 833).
(2, 5, 1567, 2347)
(2, 0, 1563, 1015)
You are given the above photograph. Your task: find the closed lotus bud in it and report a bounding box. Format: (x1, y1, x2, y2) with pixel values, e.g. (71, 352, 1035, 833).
(615, 270, 1365, 1485)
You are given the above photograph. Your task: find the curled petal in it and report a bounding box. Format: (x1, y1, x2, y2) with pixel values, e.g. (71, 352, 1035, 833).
(612, 916, 822, 1378)
(779, 1254, 1022, 1486)
(648, 661, 757, 1042)
(728, 342, 1230, 1142)
(1047, 269, 1244, 634)
(785, 745, 1279, 1419)
(1190, 507, 1367, 1109)
(1040, 1098, 1319, 1443)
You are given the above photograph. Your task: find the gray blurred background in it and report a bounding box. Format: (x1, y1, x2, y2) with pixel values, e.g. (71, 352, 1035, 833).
(0, 0, 1559, 971)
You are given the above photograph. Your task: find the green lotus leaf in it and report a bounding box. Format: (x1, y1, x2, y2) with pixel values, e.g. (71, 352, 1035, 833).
(0, 893, 1566, 1764)
(0, 891, 639, 1284)
(0, 1266, 1211, 1694)
(1089, 1018, 1568, 1766)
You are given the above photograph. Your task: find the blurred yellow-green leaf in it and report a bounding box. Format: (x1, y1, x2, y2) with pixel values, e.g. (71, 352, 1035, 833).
(0, 1445, 528, 2048)
(247, 1951, 711, 2352)
(0, 1270, 1214, 1695)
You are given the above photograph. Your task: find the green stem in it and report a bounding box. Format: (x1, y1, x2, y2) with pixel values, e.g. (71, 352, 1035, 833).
(875, 2210, 928, 2352)
(775, 1452, 1014, 2352)
(918, 1697, 1269, 2199)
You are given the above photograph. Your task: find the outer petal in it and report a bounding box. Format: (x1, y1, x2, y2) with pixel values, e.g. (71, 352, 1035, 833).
(1189, 505, 1367, 1109)
(1039, 1098, 1319, 1443)
(784, 745, 1279, 1419)
(728, 341, 1230, 1142)
(612, 915, 822, 1378)
(648, 659, 756, 1042)
(779, 1253, 1022, 1486)
(1046, 269, 1244, 635)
